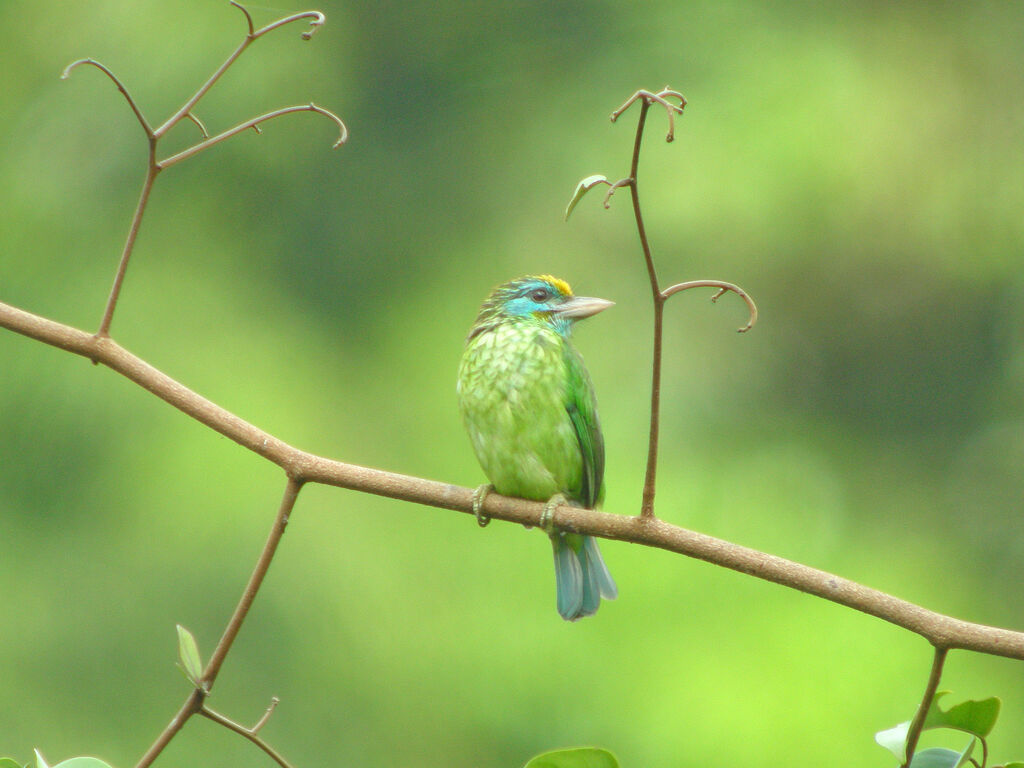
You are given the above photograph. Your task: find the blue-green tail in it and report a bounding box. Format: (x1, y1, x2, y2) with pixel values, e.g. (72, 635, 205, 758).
(551, 532, 618, 621)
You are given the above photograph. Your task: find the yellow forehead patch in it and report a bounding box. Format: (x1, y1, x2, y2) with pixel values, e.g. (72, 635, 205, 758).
(533, 274, 573, 297)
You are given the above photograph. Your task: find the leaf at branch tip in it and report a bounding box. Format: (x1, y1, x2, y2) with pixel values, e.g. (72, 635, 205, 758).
(523, 747, 619, 768)
(564, 175, 609, 221)
(176, 623, 204, 688)
(32, 752, 49, 768)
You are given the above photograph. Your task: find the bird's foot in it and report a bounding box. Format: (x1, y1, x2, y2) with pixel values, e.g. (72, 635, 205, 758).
(539, 493, 568, 535)
(472, 484, 493, 528)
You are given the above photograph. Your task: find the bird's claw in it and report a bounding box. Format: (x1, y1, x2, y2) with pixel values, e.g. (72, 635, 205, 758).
(472, 484, 493, 528)
(539, 494, 567, 535)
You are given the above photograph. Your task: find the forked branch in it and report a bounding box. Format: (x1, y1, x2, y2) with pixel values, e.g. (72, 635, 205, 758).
(569, 87, 757, 517)
(155, 3, 327, 139)
(662, 279, 758, 333)
(200, 704, 293, 768)
(50, 5, 344, 762)
(61, 2, 346, 339)
(611, 87, 687, 142)
(160, 103, 347, 168)
(133, 478, 302, 768)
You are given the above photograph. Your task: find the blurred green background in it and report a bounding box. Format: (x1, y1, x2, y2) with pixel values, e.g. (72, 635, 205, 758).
(2, 0, 1023, 765)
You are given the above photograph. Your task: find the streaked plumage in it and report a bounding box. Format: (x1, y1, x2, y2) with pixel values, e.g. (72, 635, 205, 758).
(457, 275, 617, 620)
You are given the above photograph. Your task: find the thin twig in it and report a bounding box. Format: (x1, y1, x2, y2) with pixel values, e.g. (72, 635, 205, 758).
(611, 87, 687, 141)
(185, 112, 210, 138)
(903, 647, 948, 766)
(204, 477, 302, 686)
(616, 95, 665, 518)
(159, 103, 347, 169)
(61, 58, 153, 137)
(134, 689, 205, 768)
(65, 6, 343, 337)
(602, 177, 632, 209)
(134, 478, 302, 767)
(662, 279, 758, 332)
(154, 4, 325, 139)
(200, 703, 294, 768)
(3, 299, 1024, 660)
(610, 89, 748, 520)
(253, 696, 280, 733)
(253, 9, 326, 40)
(96, 156, 158, 338)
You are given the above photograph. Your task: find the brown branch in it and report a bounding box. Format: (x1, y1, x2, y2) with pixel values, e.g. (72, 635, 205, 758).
(200, 705, 294, 768)
(205, 478, 301, 685)
(3, 298, 1024, 661)
(61, 58, 153, 136)
(608, 89, 753, 525)
(154, 4, 324, 139)
(97, 158, 158, 338)
(662, 279, 758, 333)
(903, 647, 948, 767)
(133, 688, 205, 768)
(61, 5, 342, 339)
(611, 87, 687, 141)
(135, 478, 301, 768)
(158, 103, 347, 169)
(617, 95, 665, 519)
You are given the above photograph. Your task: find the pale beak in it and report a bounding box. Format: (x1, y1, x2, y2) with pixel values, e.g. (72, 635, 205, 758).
(555, 295, 614, 319)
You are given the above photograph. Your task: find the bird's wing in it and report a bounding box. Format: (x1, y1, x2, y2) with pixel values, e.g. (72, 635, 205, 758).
(562, 343, 604, 508)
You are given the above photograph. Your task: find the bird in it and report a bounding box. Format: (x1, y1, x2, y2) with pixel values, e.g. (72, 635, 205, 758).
(456, 274, 617, 620)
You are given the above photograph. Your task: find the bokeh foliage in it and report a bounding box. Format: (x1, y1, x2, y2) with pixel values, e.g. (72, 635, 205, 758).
(1, 1, 1023, 766)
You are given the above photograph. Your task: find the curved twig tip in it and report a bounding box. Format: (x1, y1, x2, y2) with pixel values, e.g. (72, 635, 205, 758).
(230, 1, 256, 36)
(185, 112, 210, 139)
(157, 103, 348, 169)
(254, 10, 326, 40)
(611, 87, 687, 141)
(61, 57, 119, 86)
(59, 58, 153, 136)
(661, 279, 758, 333)
(309, 102, 349, 147)
(300, 13, 326, 41)
(61, 58, 91, 80)
(232, 2, 325, 41)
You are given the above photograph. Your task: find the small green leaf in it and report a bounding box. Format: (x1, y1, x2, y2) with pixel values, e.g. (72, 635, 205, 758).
(1000, 762, 1024, 767)
(51, 760, 116, 768)
(0, 759, 25, 768)
(564, 174, 609, 221)
(876, 691, 1002, 761)
(955, 736, 976, 768)
(926, 693, 1000, 737)
(523, 747, 619, 768)
(176, 624, 203, 687)
(876, 720, 910, 760)
(908, 747, 965, 768)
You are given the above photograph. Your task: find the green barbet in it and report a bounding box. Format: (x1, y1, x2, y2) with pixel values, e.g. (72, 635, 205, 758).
(457, 275, 618, 620)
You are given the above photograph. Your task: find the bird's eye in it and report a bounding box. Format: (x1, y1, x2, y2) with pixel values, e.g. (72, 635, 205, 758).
(530, 288, 549, 302)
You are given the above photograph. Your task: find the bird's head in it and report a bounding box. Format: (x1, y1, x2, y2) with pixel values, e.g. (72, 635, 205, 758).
(470, 275, 613, 338)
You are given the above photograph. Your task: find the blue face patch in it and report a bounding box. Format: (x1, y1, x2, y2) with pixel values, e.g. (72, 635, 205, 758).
(500, 279, 568, 317)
